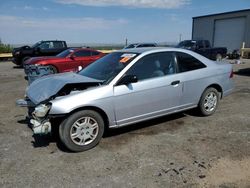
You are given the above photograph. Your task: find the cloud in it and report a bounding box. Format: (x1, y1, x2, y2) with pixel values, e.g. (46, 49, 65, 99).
(0, 15, 128, 30)
(24, 6, 34, 10)
(55, 0, 190, 9)
(12, 5, 49, 11)
(42, 7, 49, 11)
(0, 15, 129, 43)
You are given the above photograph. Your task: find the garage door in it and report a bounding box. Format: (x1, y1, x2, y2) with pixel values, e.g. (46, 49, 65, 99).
(213, 17, 246, 52)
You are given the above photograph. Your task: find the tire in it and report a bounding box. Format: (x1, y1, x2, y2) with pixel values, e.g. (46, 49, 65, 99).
(216, 53, 222, 61)
(21, 56, 31, 66)
(198, 88, 220, 116)
(59, 110, 104, 152)
(48, 65, 58, 74)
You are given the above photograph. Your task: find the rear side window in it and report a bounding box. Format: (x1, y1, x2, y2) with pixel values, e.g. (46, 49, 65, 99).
(53, 41, 65, 48)
(91, 51, 100, 56)
(176, 52, 206, 73)
(74, 50, 91, 57)
(138, 44, 156, 47)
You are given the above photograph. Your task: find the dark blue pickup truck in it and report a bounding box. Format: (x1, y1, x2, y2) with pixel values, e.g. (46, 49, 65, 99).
(177, 40, 227, 61)
(12, 40, 68, 66)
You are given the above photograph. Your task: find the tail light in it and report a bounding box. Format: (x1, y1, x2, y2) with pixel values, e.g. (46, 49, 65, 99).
(229, 69, 234, 78)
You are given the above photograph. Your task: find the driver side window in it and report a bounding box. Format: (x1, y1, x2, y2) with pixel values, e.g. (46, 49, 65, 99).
(126, 52, 176, 81)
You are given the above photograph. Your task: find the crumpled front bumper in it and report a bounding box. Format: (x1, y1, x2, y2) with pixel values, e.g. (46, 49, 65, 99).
(16, 99, 52, 135)
(30, 119, 51, 135)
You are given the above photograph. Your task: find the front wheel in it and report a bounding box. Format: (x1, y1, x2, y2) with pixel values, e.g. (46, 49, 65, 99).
(21, 56, 31, 66)
(48, 65, 58, 74)
(59, 110, 104, 152)
(198, 88, 220, 116)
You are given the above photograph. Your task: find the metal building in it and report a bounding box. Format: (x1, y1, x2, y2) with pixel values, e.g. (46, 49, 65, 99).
(192, 9, 250, 53)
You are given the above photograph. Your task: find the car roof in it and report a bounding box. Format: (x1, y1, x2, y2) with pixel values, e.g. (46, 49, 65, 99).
(130, 43, 157, 45)
(68, 48, 99, 52)
(116, 47, 213, 63)
(117, 47, 187, 54)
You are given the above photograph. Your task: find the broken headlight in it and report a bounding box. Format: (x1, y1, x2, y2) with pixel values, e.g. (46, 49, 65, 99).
(33, 103, 51, 118)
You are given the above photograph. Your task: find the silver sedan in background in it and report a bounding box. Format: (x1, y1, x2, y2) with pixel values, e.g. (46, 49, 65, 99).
(17, 47, 234, 152)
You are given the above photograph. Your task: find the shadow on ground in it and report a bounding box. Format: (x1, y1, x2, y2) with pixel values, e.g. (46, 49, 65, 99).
(105, 113, 186, 138)
(234, 68, 250, 77)
(16, 111, 192, 152)
(13, 65, 23, 69)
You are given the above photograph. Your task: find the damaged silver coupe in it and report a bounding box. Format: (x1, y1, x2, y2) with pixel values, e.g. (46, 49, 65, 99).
(17, 48, 234, 152)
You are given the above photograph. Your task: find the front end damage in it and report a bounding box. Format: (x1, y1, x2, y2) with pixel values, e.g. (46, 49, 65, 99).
(16, 99, 53, 134)
(16, 72, 103, 135)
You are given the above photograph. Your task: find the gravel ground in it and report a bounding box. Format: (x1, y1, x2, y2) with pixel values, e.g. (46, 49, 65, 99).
(0, 59, 250, 188)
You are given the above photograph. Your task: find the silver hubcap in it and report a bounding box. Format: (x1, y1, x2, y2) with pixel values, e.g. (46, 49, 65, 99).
(204, 92, 217, 112)
(70, 117, 99, 146)
(49, 66, 57, 74)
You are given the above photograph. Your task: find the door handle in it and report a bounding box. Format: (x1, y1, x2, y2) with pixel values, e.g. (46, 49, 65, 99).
(171, 80, 180, 85)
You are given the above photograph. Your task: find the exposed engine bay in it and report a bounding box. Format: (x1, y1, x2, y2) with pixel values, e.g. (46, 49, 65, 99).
(56, 82, 101, 98)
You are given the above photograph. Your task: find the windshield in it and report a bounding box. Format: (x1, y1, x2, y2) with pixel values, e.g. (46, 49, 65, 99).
(56, 49, 74, 57)
(177, 41, 196, 48)
(31, 41, 42, 48)
(78, 52, 139, 83)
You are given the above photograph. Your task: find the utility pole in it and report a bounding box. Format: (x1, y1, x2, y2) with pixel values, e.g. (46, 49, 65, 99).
(179, 34, 182, 42)
(125, 38, 128, 46)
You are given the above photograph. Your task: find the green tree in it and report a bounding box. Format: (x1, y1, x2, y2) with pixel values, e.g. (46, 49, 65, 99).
(0, 38, 13, 53)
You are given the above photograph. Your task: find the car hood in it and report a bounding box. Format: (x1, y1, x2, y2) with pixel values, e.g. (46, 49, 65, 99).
(24, 56, 62, 65)
(27, 72, 102, 105)
(12, 46, 30, 54)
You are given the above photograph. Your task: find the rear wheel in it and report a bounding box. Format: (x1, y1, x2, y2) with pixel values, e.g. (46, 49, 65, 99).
(216, 53, 222, 61)
(198, 88, 220, 116)
(59, 110, 104, 152)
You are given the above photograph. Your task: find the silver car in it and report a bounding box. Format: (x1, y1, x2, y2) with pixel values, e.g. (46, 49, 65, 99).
(17, 48, 234, 152)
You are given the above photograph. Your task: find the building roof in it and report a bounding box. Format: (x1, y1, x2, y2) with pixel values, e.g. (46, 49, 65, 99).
(193, 9, 250, 19)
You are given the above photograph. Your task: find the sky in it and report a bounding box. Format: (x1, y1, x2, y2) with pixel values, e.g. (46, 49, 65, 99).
(0, 0, 249, 45)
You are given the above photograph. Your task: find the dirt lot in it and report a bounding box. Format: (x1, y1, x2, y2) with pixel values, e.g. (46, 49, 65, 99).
(0, 60, 250, 188)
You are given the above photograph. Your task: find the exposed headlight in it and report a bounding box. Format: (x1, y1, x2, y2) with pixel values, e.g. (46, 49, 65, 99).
(15, 51, 20, 55)
(33, 103, 51, 118)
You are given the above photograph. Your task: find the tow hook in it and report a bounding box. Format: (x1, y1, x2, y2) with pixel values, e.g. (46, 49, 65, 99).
(30, 119, 51, 135)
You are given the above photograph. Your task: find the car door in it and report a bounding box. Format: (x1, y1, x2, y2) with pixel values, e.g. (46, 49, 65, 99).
(37, 41, 53, 56)
(73, 50, 93, 69)
(113, 52, 183, 126)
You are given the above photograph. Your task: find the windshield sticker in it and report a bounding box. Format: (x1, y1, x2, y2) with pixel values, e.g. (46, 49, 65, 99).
(121, 53, 137, 58)
(120, 57, 131, 63)
(120, 54, 137, 63)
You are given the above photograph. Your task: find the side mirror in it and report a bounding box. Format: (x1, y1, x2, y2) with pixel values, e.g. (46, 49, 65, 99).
(70, 55, 75, 60)
(118, 75, 138, 85)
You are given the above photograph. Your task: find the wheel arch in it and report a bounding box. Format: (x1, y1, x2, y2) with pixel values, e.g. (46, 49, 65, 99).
(67, 106, 110, 131)
(47, 64, 59, 73)
(204, 83, 223, 99)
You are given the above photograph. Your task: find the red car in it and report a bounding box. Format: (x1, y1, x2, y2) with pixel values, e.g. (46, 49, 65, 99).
(24, 48, 105, 73)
